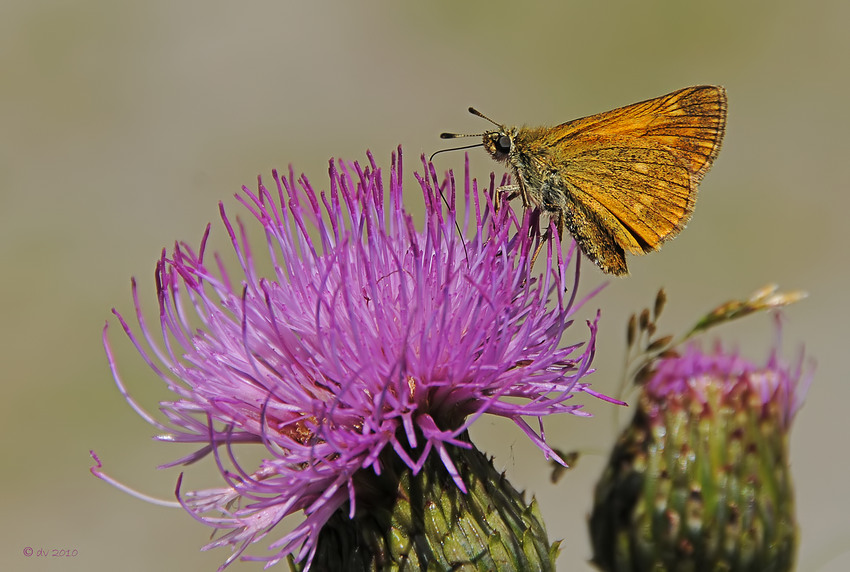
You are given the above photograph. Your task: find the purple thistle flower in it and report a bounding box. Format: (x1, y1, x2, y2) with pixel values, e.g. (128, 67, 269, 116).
(643, 316, 812, 429)
(101, 147, 610, 569)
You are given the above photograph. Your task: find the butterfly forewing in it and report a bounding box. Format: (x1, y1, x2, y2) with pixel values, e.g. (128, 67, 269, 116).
(534, 86, 725, 267)
(561, 139, 696, 252)
(547, 85, 727, 180)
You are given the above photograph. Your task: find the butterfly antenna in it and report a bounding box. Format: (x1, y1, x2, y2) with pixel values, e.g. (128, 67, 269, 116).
(435, 106, 501, 149)
(467, 107, 502, 128)
(439, 132, 482, 139)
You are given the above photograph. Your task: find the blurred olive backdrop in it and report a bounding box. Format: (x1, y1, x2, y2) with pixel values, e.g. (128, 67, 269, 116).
(2, 2, 847, 570)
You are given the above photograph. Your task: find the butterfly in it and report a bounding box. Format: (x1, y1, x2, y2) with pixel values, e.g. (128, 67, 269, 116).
(440, 86, 727, 275)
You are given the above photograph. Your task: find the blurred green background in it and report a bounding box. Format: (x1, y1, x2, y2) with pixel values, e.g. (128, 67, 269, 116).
(2, 1, 847, 570)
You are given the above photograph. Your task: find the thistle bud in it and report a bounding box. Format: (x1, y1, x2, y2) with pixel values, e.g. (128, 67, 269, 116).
(589, 334, 811, 571)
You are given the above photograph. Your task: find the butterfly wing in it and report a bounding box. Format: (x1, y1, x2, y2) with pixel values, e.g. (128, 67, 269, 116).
(557, 139, 696, 253)
(548, 85, 727, 181)
(536, 85, 726, 256)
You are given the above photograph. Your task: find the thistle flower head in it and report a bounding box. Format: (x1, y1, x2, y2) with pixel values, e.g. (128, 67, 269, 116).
(103, 147, 607, 569)
(590, 316, 812, 571)
(643, 318, 811, 429)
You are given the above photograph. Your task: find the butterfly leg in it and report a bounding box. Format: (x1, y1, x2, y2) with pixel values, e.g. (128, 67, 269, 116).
(530, 227, 549, 268)
(498, 184, 522, 201)
(494, 184, 522, 213)
(555, 212, 566, 241)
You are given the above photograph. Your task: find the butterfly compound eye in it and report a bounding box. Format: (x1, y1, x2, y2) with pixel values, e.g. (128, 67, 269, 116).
(495, 135, 512, 154)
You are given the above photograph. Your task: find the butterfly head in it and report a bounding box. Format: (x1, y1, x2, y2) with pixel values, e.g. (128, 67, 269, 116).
(482, 128, 516, 164)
